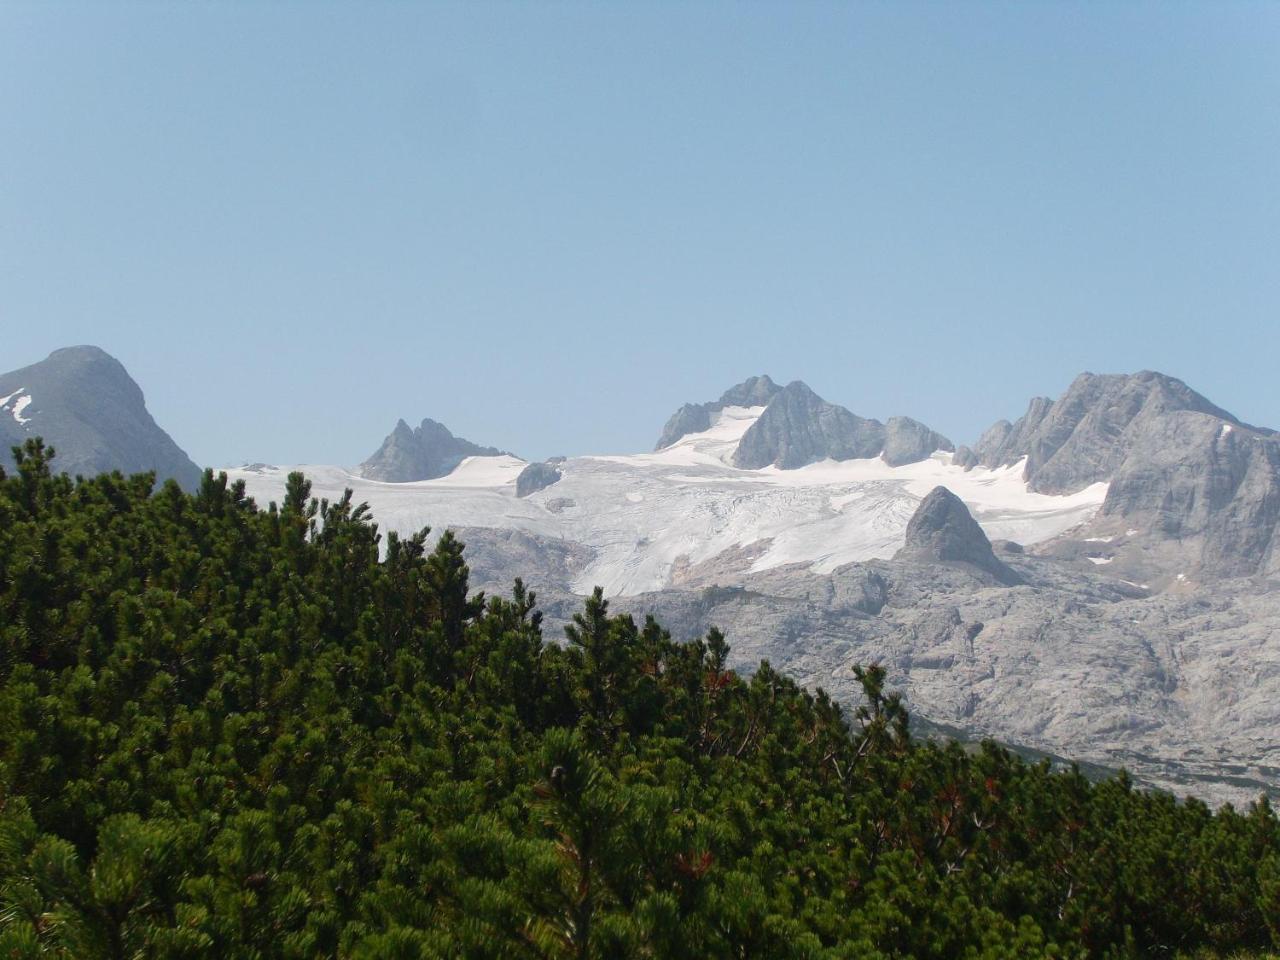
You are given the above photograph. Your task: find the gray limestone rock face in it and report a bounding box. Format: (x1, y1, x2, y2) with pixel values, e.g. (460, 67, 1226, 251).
(972, 372, 1257, 494)
(952, 445, 979, 470)
(954, 371, 1280, 580)
(972, 420, 1014, 462)
(0, 345, 202, 490)
(656, 375, 951, 469)
(655, 404, 713, 450)
(1093, 411, 1280, 579)
(732, 380, 888, 469)
(654, 374, 782, 450)
(515, 460, 563, 498)
(882, 416, 955, 467)
(359, 418, 507, 482)
(895, 486, 1019, 584)
(718, 374, 782, 408)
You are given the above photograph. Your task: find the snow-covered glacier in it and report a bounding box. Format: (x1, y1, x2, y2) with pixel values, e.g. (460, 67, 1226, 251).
(223, 406, 1106, 596)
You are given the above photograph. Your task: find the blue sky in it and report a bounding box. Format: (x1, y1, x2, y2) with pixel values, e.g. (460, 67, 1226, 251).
(2, 2, 1277, 467)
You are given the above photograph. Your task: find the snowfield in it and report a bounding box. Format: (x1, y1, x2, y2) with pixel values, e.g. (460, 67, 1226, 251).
(0, 388, 33, 426)
(223, 407, 1107, 596)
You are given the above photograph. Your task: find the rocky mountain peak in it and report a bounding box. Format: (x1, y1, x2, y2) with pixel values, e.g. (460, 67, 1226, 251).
(731, 380, 953, 470)
(0, 345, 202, 490)
(359, 417, 509, 482)
(970, 370, 1256, 494)
(967, 369, 1280, 580)
(655, 374, 783, 450)
(718, 374, 782, 407)
(883, 416, 955, 468)
(895, 486, 1019, 584)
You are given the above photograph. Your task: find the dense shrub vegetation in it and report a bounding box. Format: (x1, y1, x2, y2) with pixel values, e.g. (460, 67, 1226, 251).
(2, 439, 1280, 958)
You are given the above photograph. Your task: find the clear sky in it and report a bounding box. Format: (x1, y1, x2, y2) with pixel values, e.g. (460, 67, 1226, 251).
(2, 2, 1277, 468)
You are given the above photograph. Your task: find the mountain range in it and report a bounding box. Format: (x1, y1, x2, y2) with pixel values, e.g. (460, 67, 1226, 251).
(6, 345, 1280, 805)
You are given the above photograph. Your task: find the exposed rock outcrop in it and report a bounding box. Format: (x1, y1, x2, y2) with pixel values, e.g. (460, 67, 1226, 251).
(883, 416, 955, 467)
(970, 371, 1257, 494)
(655, 404, 713, 450)
(733, 381, 885, 468)
(952, 445, 980, 469)
(1093, 412, 1280, 579)
(659, 376, 953, 469)
(359, 418, 507, 482)
(516, 459, 564, 498)
(895, 486, 1019, 584)
(655, 375, 782, 449)
(719, 374, 784, 408)
(732, 381, 953, 470)
(964, 371, 1280, 579)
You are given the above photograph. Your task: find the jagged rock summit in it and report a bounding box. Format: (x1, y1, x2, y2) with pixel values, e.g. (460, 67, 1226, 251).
(0, 345, 202, 490)
(733, 380, 953, 469)
(969, 371, 1261, 494)
(966, 370, 1280, 580)
(655, 375, 783, 449)
(358, 417, 510, 482)
(658, 375, 953, 469)
(895, 486, 1019, 584)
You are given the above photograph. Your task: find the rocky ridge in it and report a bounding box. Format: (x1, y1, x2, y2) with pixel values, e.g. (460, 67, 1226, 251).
(660, 376, 953, 469)
(655, 374, 782, 449)
(359, 418, 508, 482)
(969, 371, 1257, 494)
(962, 372, 1280, 582)
(0, 346, 202, 490)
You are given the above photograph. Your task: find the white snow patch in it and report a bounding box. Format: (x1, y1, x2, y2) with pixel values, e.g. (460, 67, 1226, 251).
(1126, 529, 1139, 536)
(1084, 536, 1114, 543)
(0, 388, 32, 425)
(1220, 423, 1234, 437)
(424, 455, 526, 487)
(359, 455, 527, 489)
(1087, 556, 1114, 565)
(601, 405, 766, 468)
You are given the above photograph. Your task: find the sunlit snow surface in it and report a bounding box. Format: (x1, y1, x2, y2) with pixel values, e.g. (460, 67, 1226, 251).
(0, 388, 33, 426)
(223, 407, 1107, 597)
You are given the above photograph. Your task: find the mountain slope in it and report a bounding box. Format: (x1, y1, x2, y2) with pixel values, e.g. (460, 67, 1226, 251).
(655, 374, 782, 449)
(0, 345, 201, 489)
(966, 371, 1280, 581)
(969, 371, 1261, 493)
(1078, 410, 1280, 581)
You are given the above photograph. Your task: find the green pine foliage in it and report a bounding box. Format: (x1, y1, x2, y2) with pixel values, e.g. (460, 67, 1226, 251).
(1, 437, 1279, 958)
